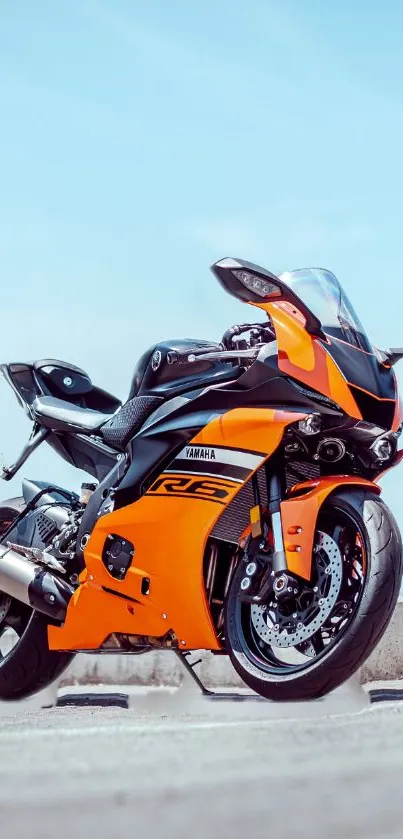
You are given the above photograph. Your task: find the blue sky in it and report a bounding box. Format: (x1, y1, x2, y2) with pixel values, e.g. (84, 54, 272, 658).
(0, 0, 403, 524)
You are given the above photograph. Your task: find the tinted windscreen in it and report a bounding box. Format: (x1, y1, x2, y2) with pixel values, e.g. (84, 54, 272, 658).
(278, 267, 396, 409)
(279, 268, 373, 353)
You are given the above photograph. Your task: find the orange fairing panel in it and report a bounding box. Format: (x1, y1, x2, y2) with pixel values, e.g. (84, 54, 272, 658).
(281, 476, 381, 580)
(48, 407, 306, 652)
(251, 300, 362, 420)
(266, 301, 316, 372)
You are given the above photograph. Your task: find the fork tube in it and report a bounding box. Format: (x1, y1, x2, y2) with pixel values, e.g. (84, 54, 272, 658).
(267, 468, 287, 573)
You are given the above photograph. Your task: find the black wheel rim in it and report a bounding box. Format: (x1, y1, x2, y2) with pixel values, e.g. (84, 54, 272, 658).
(234, 502, 368, 676)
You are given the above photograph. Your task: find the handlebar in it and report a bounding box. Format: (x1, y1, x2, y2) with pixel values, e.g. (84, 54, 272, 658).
(221, 321, 275, 349)
(221, 323, 257, 348)
(166, 346, 261, 366)
(166, 322, 276, 367)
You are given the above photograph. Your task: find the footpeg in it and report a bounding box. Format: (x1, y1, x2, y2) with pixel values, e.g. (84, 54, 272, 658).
(6, 542, 66, 574)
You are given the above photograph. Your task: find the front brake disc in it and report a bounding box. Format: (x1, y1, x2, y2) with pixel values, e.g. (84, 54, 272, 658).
(250, 531, 343, 648)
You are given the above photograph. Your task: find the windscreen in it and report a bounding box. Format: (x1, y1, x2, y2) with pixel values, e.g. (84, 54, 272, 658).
(278, 267, 396, 424)
(279, 268, 373, 353)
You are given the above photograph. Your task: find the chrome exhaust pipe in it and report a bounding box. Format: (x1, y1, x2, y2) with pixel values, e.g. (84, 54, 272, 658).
(0, 545, 74, 621)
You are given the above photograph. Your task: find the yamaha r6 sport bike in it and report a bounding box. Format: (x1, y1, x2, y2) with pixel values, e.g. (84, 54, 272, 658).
(0, 258, 402, 701)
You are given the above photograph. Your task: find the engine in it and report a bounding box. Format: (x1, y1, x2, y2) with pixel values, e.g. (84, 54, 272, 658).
(5, 502, 84, 584)
(46, 508, 84, 579)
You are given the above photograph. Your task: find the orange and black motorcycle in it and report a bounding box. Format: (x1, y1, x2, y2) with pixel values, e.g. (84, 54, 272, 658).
(0, 258, 402, 701)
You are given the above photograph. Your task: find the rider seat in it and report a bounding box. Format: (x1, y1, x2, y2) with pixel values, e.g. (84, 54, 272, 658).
(29, 338, 238, 452)
(32, 394, 163, 451)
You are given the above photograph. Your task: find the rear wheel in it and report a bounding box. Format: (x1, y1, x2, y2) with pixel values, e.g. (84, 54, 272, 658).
(0, 499, 74, 700)
(225, 490, 402, 700)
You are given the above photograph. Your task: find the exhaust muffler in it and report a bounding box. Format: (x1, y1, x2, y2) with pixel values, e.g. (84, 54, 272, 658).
(0, 544, 74, 621)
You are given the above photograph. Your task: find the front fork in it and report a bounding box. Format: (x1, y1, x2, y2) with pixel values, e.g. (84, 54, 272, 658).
(240, 465, 291, 605)
(249, 460, 288, 574)
(267, 472, 287, 574)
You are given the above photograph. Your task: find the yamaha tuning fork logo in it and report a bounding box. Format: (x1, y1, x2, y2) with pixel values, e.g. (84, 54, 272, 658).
(151, 350, 162, 371)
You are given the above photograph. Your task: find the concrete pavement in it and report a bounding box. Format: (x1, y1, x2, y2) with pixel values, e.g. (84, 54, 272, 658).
(0, 689, 402, 839)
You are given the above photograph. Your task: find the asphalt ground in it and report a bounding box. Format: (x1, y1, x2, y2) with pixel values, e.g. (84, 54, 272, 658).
(0, 690, 402, 839)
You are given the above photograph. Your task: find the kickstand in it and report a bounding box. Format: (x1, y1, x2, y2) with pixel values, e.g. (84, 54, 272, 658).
(175, 651, 214, 696)
(175, 651, 267, 703)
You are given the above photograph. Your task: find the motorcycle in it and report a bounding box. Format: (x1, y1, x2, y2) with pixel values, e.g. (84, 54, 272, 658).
(0, 257, 401, 701)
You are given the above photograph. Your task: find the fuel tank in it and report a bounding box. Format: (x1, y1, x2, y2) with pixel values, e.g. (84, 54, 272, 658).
(129, 339, 239, 398)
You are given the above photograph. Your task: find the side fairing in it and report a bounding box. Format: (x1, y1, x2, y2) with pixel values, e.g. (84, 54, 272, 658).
(48, 408, 306, 652)
(251, 299, 398, 429)
(266, 302, 362, 419)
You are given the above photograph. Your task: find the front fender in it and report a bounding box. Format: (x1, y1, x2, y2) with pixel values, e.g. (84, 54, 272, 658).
(281, 476, 381, 580)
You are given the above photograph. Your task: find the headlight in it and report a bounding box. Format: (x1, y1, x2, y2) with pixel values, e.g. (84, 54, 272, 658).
(370, 436, 394, 462)
(232, 270, 281, 299)
(298, 414, 322, 435)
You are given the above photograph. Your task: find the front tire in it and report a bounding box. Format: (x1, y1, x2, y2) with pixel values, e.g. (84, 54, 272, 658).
(0, 499, 74, 700)
(225, 489, 402, 701)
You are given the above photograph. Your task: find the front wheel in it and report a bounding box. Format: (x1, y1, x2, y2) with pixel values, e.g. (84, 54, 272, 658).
(225, 490, 402, 701)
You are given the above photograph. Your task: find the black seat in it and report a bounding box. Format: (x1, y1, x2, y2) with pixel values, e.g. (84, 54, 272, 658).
(32, 396, 113, 435)
(99, 395, 162, 450)
(32, 394, 163, 451)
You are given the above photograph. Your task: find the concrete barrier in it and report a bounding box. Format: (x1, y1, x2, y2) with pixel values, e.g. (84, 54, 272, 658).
(361, 600, 403, 683)
(59, 601, 403, 688)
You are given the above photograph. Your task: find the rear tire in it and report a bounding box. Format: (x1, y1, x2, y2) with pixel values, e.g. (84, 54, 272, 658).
(225, 489, 402, 701)
(0, 499, 74, 701)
